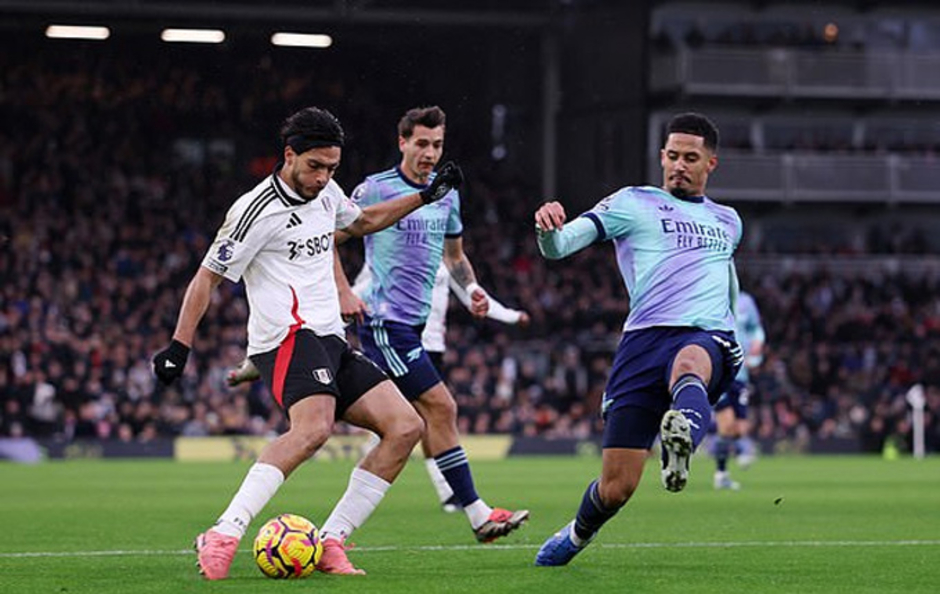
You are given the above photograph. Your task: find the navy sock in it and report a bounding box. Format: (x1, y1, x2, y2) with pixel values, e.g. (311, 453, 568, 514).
(714, 435, 732, 472)
(434, 446, 480, 506)
(573, 480, 620, 541)
(670, 374, 712, 449)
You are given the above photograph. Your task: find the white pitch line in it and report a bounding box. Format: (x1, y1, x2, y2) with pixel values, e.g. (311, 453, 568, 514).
(1, 540, 938, 559)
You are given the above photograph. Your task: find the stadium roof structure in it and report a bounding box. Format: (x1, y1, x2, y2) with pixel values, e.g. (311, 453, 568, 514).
(0, 0, 605, 28)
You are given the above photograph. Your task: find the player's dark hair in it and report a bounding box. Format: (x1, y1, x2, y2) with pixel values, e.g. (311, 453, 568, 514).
(398, 106, 446, 138)
(667, 112, 719, 152)
(280, 106, 345, 154)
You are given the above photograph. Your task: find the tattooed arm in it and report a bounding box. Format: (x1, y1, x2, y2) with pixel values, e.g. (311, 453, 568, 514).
(442, 236, 488, 318)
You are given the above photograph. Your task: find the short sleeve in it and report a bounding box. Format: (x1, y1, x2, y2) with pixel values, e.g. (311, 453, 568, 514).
(351, 178, 377, 207)
(581, 187, 636, 241)
(329, 180, 362, 230)
(445, 190, 463, 237)
(201, 205, 271, 282)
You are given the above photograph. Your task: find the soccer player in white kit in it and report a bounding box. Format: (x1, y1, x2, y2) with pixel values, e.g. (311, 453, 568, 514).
(152, 107, 463, 579)
(228, 263, 530, 512)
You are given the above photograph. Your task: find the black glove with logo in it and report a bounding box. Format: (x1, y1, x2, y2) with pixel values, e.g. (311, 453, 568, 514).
(419, 161, 464, 204)
(152, 339, 190, 385)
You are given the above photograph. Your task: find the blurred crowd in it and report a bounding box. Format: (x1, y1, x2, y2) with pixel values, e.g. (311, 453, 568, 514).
(2, 39, 938, 456)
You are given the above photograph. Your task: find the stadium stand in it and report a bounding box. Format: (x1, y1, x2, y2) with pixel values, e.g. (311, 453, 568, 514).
(1, 1, 938, 457)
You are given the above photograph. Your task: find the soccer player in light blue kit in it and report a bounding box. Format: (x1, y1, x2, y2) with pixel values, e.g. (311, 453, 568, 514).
(534, 113, 744, 566)
(348, 106, 529, 543)
(713, 290, 765, 490)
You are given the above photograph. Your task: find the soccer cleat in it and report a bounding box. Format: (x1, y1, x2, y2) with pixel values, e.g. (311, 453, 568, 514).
(660, 410, 693, 493)
(441, 494, 462, 514)
(473, 508, 530, 543)
(317, 538, 366, 575)
(225, 359, 260, 387)
(736, 452, 756, 470)
(194, 529, 240, 580)
(535, 521, 592, 566)
(713, 471, 741, 491)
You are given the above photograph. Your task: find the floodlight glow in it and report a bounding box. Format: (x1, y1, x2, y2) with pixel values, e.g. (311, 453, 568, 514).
(45, 25, 110, 40)
(160, 28, 225, 44)
(271, 33, 332, 48)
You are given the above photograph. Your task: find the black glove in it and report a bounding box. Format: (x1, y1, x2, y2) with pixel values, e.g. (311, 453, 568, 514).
(153, 339, 190, 385)
(419, 161, 464, 204)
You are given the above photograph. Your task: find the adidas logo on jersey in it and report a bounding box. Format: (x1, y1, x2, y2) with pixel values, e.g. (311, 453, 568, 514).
(286, 213, 302, 229)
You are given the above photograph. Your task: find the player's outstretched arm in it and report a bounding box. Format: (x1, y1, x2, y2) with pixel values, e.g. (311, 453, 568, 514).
(343, 162, 464, 237)
(447, 275, 527, 325)
(534, 201, 599, 260)
(153, 266, 224, 385)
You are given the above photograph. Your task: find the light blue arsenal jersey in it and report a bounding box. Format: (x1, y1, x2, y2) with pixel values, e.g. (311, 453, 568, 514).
(734, 291, 765, 382)
(352, 167, 462, 325)
(540, 185, 743, 333)
(586, 186, 742, 332)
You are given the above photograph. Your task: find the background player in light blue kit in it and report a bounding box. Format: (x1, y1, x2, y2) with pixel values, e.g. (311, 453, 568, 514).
(713, 290, 765, 490)
(347, 106, 529, 543)
(533, 113, 744, 566)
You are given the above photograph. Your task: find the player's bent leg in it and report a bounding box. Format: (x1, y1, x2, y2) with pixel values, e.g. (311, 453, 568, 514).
(256, 396, 336, 476)
(414, 383, 529, 542)
(344, 379, 424, 483)
(713, 407, 740, 491)
(314, 381, 423, 576)
(412, 383, 461, 454)
(662, 344, 714, 493)
(195, 395, 336, 580)
(536, 448, 645, 566)
(421, 435, 460, 512)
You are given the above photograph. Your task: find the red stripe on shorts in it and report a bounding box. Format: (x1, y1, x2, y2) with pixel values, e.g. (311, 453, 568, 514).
(271, 287, 306, 407)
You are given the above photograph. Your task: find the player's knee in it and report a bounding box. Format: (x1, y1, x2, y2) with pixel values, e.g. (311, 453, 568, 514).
(290, 419, 333, 457)
(387, 409, 424, 449)
(671, 359, 704, 381)
(424, 392, 458, 426)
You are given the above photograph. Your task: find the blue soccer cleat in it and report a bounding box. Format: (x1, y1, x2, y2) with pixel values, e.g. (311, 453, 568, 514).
(535, 521, 592, 566)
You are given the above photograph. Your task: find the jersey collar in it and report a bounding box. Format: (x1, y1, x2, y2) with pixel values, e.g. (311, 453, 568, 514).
(271, 162, 312, 206)
(395, 165, 431, 190)
(659, 186, 705, 204)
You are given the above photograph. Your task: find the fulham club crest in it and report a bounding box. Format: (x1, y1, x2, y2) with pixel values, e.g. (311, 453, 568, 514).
(312, 368, 333, 384)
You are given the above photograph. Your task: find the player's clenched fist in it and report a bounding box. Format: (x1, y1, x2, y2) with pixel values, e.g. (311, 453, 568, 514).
(534, 201, 567, 232)
(468, 284, 490, 319)
(420, 161, 464, 204)
(152, 340, 190, 385)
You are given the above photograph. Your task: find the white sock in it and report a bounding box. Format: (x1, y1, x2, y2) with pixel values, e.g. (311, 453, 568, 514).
(214, 462, 285, 539)
(425, 458, 454, 503)
(569, 522, 590, 547)
(321, 467, 390, 542)
(465, 499, 493, 530)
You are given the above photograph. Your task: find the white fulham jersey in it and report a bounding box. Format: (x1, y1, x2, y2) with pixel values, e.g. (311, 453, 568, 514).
(202, 168, 361, 356)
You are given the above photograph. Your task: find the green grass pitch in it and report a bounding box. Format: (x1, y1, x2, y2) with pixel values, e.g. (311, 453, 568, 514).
(1, 454, 937, 593)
